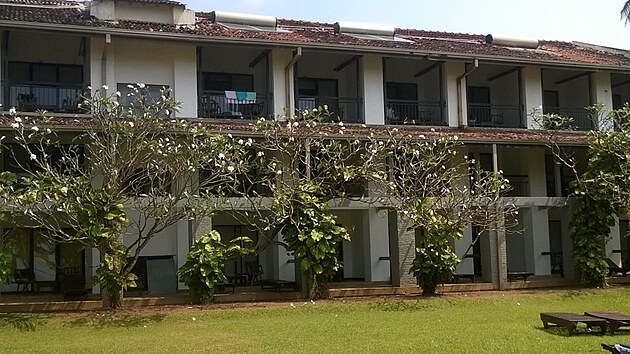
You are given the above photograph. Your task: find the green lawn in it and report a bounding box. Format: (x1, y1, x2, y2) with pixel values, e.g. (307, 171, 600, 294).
(2, 288, 630, 353)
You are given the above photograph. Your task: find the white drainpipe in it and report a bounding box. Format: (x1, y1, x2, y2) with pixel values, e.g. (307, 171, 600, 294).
(456, 58, 479, 127)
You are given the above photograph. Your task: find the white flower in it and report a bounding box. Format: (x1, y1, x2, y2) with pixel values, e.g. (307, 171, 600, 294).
(128, 121, 134, 128)
(127, 84, 135, 89)
(276, 170, 283, 175)
(9, 107, 17, 115)
(31, 126, 39, 131)
(30, 153, 37, 160)
(227, 166, 235, 172)
(218, 153, 225, 160)
(115, 91, 121, 97)
(10, 122, 19, 128)
(312, 108, 318, 113)
(60, 187, 68, 194)
(101, 85, 109, 90)
(323, 105, 328, 110)
(46, 128, 52, 134)
(137, 83, 146, 89)
(453, 135, 459, 141)
(338, 121, 344, 127)
(419, 135, 425, 139)
(246, 138, 253, 146)
(430, 128, 436, 132)
(227, 133, 233, 139)
(257, 151, 265, 157)
(292, 121, 299, 127)
(238, 139, 244, 145)
(14, 117, 22, 123)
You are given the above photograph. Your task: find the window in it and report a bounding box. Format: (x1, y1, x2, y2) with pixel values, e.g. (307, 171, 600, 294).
(543, 90, 559, 113)
(468, 86, 490, 105)
(386, 82, 417, 101)
(298, 78, 338, 97)
(202, 73, 253, 92)
(3, 143, 85, 179)
(7, 62, 83, 84)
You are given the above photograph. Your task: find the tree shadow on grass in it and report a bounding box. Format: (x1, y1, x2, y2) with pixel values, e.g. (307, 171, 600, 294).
(370, 298, 431, 312)
(559, 290, 594, 299)
(66, 312, 166, 329)
(0, 313, 50, 332)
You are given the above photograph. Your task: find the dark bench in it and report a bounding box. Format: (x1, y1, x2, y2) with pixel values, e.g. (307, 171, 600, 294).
(602, 343, 630, 353)
(260, 280, 296, 292)
(540, 312, 608, 336)
(508, 272, 534, 281)
(606, 259, 630, 277)
(586, 312, 630, 334)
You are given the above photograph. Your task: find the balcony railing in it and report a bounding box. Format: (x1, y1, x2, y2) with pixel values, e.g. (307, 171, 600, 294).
(543, 106, 593, 131)
(504, 175, 529, 197)
(7, 83, 84, 113)
(385, 100, 445, 126)
(468, 104, 524, 128)
(198, 91, 269, 120)
(297, 96, 363, 123)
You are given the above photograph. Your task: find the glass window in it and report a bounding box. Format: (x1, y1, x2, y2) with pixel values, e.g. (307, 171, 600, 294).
(202, 73, 253, 92)
(7, 62, 30, 82)
(32, 64, 58, 83)
(386, 82, 417, 101)
(58, 66, 83, 84)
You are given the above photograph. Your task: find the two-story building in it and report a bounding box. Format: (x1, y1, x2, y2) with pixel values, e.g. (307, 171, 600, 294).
(1, 0, 629, 297)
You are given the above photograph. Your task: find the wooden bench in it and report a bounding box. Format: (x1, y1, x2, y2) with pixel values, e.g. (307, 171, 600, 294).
(507, 272, 534, 281)
(586, 312, 630, 334)
(260, 280, 297, 292)
(602, 343, 630, 353)
(540, 312, 608, 336)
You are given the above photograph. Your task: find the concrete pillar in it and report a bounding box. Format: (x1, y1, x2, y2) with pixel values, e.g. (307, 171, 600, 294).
(172, 44, 197, 118)
(89, 36, 106, 91)
(560, 203, 576, 280)
(606, 216, 622, 265)
(522, 66, 543, 129)
(524, 147, 547, 197)
(361, 55, 384, 125)
(276, 232, 296, 281)
(395, 213, 417, 286)
(590, 71, 614, 131)
(176, 219, 190, 290)
(455, 226, 474, 274)
(523, 207, 552, 275)
(270, 48, 294, 117)
(443, 61, 465, 127)
(90, 248, 101, 295)
(193, 217, 212, 239)
(363, 208, 390, 282)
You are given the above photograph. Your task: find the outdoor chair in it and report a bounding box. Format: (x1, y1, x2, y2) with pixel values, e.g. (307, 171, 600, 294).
(245, 262, 263, 286)
(14, 269, 34, 292)
(540, 312, 608, 336)
(586, 312, 630, 334)
(606, 258, 630, 276)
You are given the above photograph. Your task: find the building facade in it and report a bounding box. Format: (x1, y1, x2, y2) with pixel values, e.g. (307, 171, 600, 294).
(1, 0, 630, 296)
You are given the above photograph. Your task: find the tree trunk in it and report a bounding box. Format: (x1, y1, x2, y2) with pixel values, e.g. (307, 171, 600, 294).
(107, 287, 124, 309)
(309, 273, 330, 300)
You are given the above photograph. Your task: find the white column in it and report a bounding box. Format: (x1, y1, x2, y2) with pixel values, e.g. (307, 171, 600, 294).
(363, 208, 390, 282)
(90, 248, 101, 295)
(522, 66, 543, 129)
(276, 232, 296, 281)
(361, 55, 384, 125)
(270, 48, 294, 117)
(561, 202, 576, 280)
(524, 207, 552, 275)
(607, 216, 622, 265)
(443, 61, 465, 127)
(176, 219, 190, 290)
(172, 44, 197, 118)
(524, 147, 547, 197)
(591, 71, 614, 131)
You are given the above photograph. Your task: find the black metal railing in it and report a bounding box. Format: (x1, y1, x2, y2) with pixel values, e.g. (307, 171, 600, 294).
(297, 96, 363, 123)
(504, 175, 530, 197)
(8, 83, 84, 113)
(198, 91, 269, 120)
(543, 106, 593, 131)
(385, 100, 445, 126)
(468, 104, 524, 128)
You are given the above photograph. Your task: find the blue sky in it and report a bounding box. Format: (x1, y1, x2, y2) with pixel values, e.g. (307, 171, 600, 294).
(185, 0, 630, 49)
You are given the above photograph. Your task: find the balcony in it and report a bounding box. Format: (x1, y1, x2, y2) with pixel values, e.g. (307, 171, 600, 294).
(543, 107, 592, 131)
(198, 91, 268, 120)
(468, 104, 524, 128)
(297, 96, 362, 123)
(504, 175, 530, 197)
(385, 100, 444, 126)
(7, 83, 84, 113)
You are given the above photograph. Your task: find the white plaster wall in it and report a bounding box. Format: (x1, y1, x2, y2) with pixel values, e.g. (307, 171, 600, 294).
(521, 66, 544, 128)
(384, 58, 441, 102)
(443, 61, 465, 127)
(270, 48, 293, 117)
(122, 209, 178, 256)
(523, 146, 547, 197)
(172, 44, 197, 117)
(455, 226, 474, 274)
(467, 65, 519, 105)
(591, 71, 614, 131)
(361, 55, 384, 125)
(543, 69, 590, 108)
(362, 208, 390, 282)
(114, 38, 174, 89)
(612, 74, 630, 106)
(112, 2, 174, 24)
(607, 216, 622, 265)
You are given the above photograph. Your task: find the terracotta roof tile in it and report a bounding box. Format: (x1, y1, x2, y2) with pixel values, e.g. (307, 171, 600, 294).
(1, 0, 629, 68)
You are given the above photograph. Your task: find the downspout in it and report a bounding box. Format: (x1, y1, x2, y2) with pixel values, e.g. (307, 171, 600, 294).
(285, 47, 302, 118)
(456, 58, 479, 127)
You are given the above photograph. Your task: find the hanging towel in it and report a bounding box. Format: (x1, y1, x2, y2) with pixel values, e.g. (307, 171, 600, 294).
(225, 90, 237, 100)
(236, 91, 256, 101)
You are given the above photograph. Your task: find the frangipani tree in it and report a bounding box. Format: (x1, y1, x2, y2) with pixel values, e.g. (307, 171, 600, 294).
(1, 85, 247, 308)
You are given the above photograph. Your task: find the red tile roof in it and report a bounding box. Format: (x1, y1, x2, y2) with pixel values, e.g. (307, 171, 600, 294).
(0, 0, 629, 68)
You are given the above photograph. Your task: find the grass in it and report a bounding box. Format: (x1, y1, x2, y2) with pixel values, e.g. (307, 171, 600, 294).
(2, 288, 630, 353)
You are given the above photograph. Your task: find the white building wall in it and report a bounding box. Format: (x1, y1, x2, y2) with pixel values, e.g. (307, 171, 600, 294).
(443, 61, 465, 127)
(172, 44, 197, 117)
(336, 210, 365, 279)
(270, 48, 294, 116)
(114, 38, 175, 90)
(455, 226, 474, 274)
(591, 71, 614, 131)
(522, 66, 544, 128)
(362, 208, 390, 282)
(361, 55, 385, 125)
(607, 217, 623, 266)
